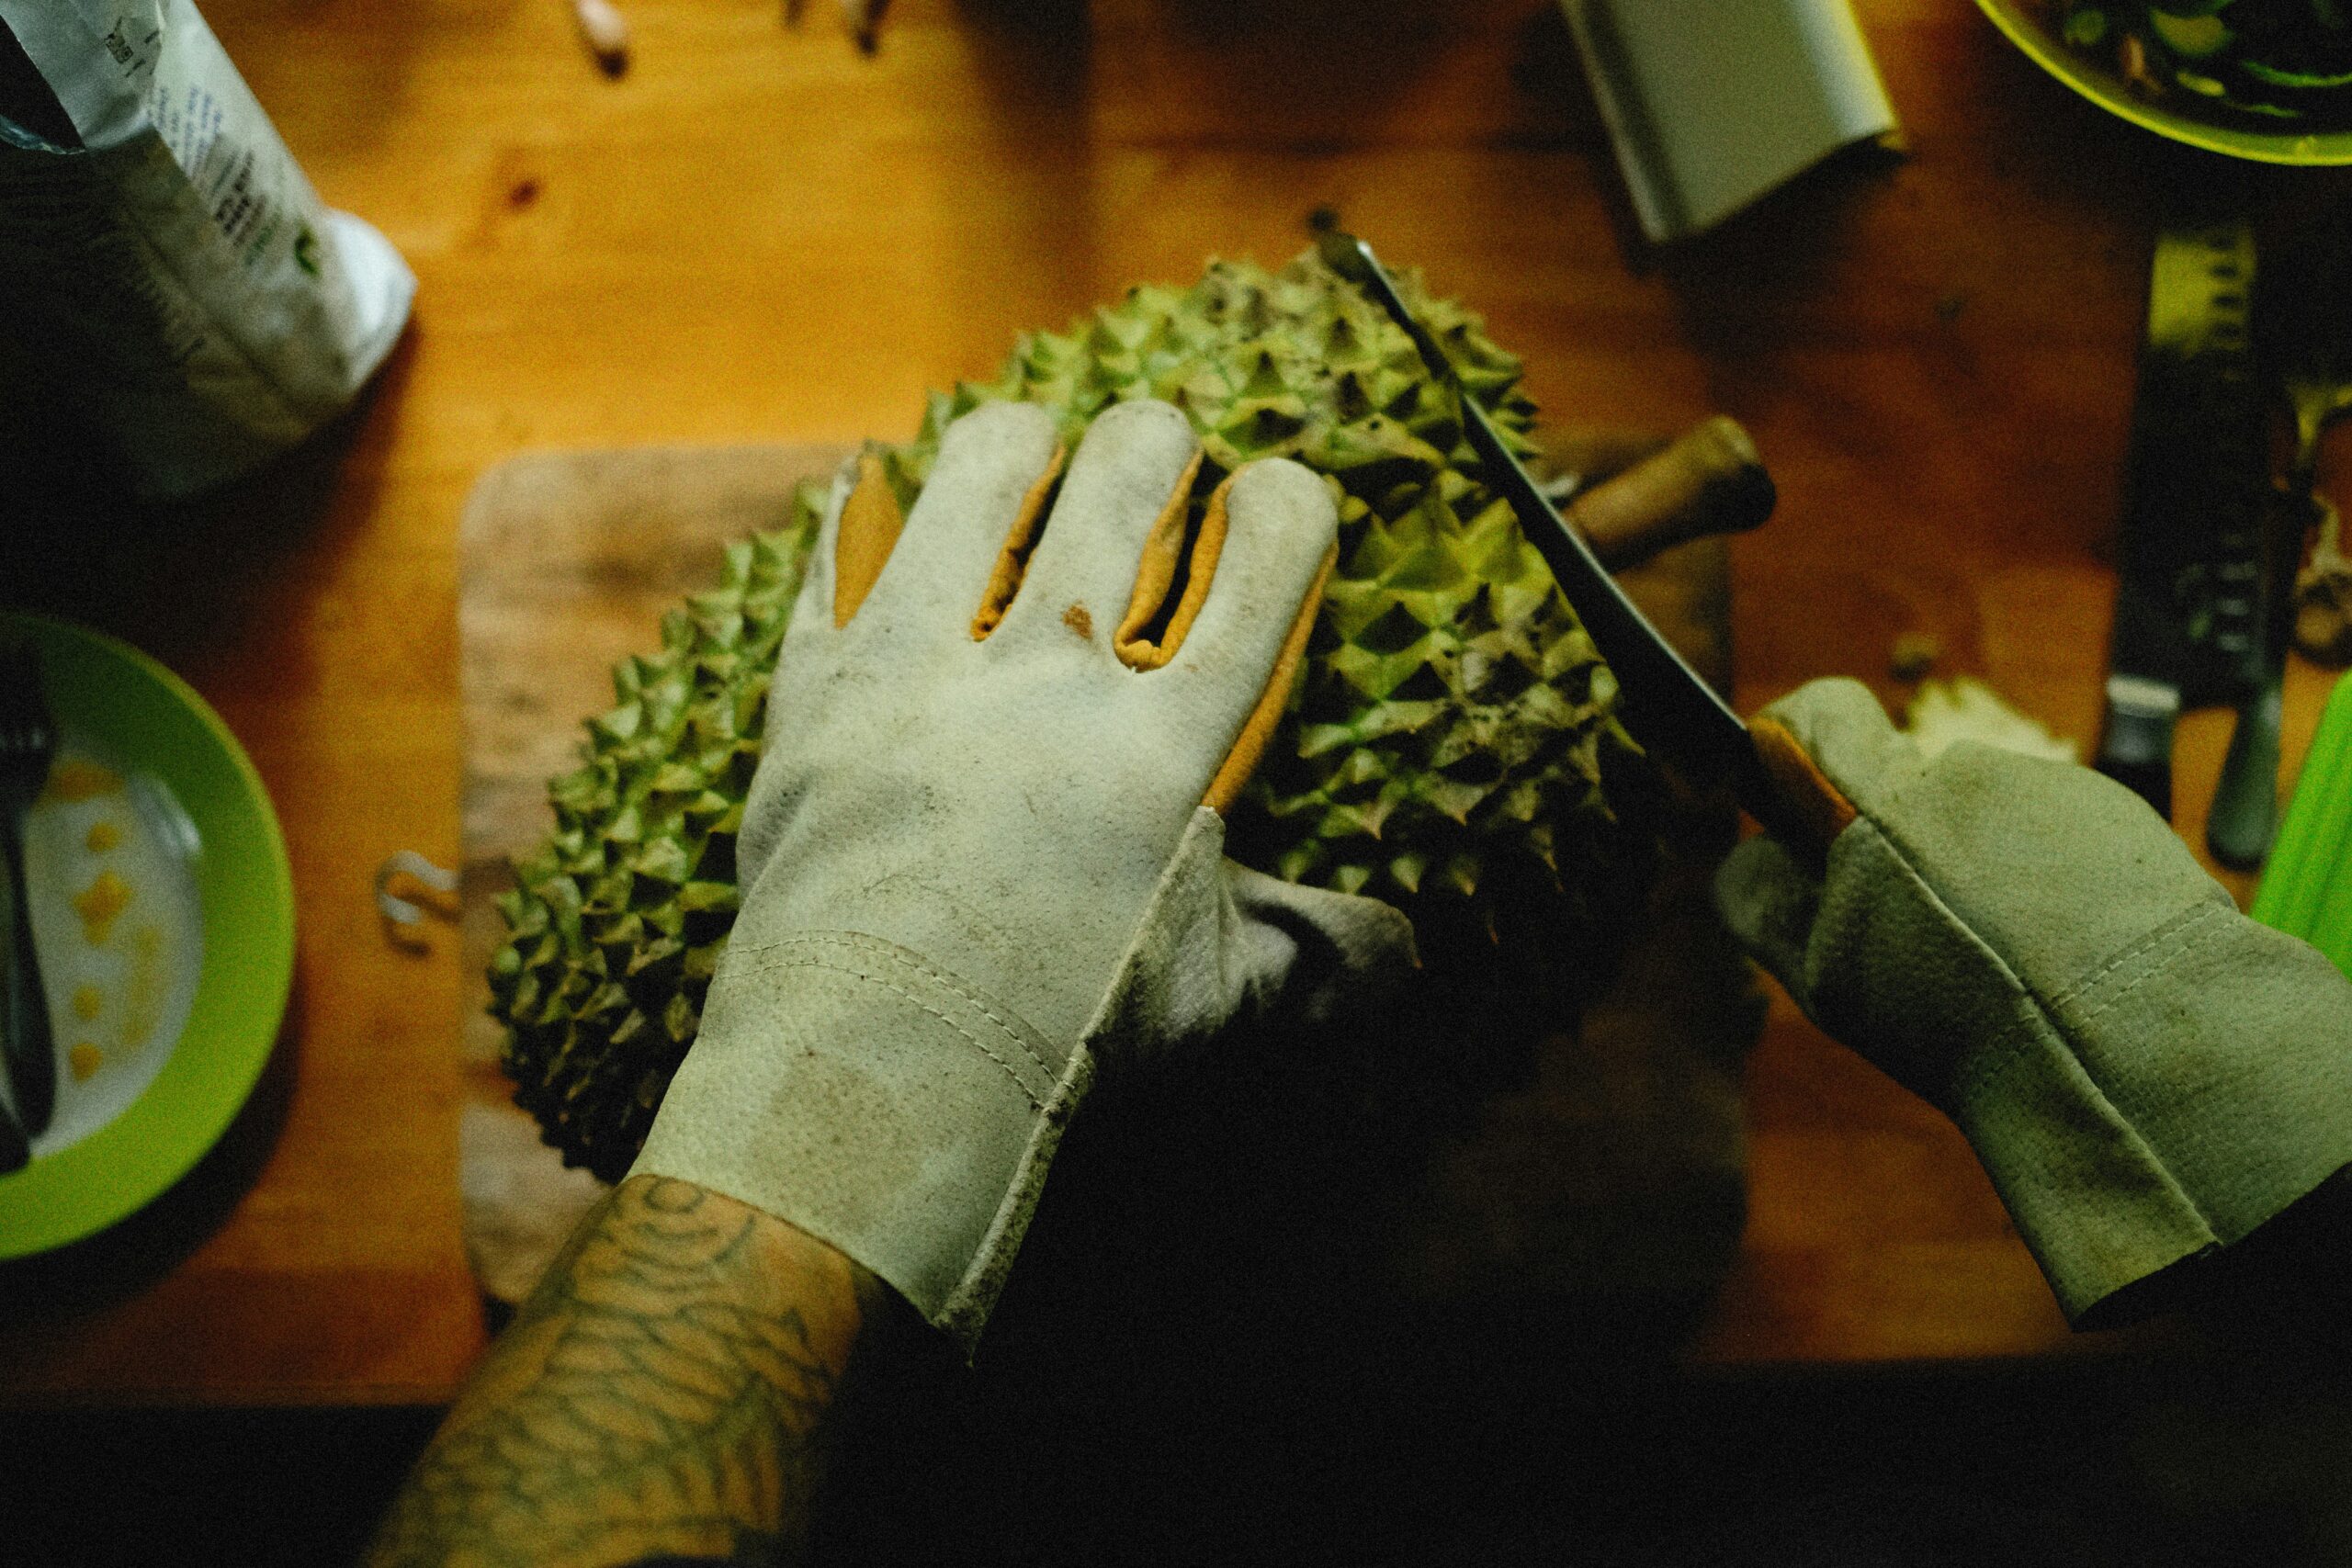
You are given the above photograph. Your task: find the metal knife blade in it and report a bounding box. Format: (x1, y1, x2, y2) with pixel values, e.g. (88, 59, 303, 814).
(1313, 226, 1805, 847)
(2096, 217, 2270, 820)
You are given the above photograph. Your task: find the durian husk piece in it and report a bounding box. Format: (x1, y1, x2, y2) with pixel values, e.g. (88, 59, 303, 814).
(492, 249, 1660, 1181)
(2296, 500, 2352, 667)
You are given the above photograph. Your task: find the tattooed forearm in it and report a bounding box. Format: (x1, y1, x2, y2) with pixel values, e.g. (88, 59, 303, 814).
(367, 1177, 877, 1568)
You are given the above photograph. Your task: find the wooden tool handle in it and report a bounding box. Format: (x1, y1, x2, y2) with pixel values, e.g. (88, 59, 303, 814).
(1565, 415, 1775, 573)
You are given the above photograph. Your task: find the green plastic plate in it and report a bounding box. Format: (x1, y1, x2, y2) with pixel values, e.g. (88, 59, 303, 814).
(1978, 0, 2352, 166)
(2254, 671, 2352, 979)
(0, 613, 294, 1259)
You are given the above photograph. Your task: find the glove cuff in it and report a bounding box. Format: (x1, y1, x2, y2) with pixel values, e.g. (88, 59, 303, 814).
(629, 931, 1089, 1358)
(1951, 904, 2352, 1325)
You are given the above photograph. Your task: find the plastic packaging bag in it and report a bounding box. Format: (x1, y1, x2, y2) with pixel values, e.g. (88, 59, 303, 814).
(0, 0, 413, 499)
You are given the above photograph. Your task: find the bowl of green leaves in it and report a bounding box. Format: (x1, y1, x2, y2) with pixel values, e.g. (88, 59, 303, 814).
(1980, 0, 2352, 163)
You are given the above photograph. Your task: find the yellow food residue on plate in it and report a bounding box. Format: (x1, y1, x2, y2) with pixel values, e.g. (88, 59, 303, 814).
(121, 925, 168, 1049)
(69, 1043, 104, 1082)
(85, 819, 122, 853)
(44, 760, 124, 803)
(72, 985, 103, 1021)
(74, 869, 132, 947)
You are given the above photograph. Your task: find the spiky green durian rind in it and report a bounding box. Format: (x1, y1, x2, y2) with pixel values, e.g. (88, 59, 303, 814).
(493, 249, 1657, 1182)
(884, 251, 1656, 941)
(490, 529, 813, 1176)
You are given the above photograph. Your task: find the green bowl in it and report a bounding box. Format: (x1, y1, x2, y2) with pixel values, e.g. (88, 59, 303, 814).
(1978, 0, 2352, 165)
(0, 613, 294, 1259)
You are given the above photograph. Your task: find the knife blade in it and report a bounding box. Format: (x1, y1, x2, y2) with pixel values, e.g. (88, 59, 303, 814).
(2095, 217, 2271, 820)
(1313, 226, 1808, 849)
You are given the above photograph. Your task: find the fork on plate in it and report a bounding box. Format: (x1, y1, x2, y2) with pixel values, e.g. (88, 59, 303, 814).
(0, 641, 60, 1162)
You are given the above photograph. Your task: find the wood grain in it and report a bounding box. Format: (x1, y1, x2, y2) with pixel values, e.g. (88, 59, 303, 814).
(454, 445, 851, 1304)
(0, 0, 2342, 1401)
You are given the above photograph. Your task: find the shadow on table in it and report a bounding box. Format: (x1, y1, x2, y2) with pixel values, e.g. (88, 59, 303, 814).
(0, 330, 413, 690)
(0, 349, 400, 1341)
(819, 1348, 2336, 1568)
(0, 963, 304, 1327)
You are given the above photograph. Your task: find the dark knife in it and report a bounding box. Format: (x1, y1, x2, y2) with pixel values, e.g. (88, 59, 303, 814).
(0, 640, 56, 1140)
(2209, 206, 2352, 870)
(1314, 226, 1812, 850)
(0, 811, 38, 1169)
(2096, 218, 2271, 821)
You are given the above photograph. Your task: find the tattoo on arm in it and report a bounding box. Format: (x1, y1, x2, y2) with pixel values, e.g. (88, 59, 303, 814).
(367, 1177, 879, 1568)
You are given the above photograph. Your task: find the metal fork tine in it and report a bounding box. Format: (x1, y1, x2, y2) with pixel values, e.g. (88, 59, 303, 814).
(0, 643, 54, 753)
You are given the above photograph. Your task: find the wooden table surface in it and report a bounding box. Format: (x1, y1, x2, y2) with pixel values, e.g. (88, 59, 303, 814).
(0, 0, 2344, 1404)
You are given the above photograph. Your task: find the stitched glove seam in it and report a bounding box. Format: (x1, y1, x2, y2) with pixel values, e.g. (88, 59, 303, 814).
(718, 931, 1059, 1107)
(1956, 902, 2229, 1123)
(1950, 1010, 2041, 1121)
(1959, 903, 2229, 1141)
(757, 931, 1060, 1078)
(2049, 899, 2230, 1021)
(729, 931, 1057, 1076)
(1852, 818, 2227, 1256)
(1854, 774, 2230, 1032)
(1734, 680, 2352, 1326)
(1825, 822, 2040, 1105)
(1835, 825, 2227, 1131)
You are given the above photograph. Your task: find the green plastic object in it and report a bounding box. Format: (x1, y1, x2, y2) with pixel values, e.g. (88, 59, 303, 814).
(0, 613, 295, 1259)
(2253, 672, 2352, 979)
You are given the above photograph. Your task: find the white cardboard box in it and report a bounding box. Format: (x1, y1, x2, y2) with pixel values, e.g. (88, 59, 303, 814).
(1563, 0, 1900, 243)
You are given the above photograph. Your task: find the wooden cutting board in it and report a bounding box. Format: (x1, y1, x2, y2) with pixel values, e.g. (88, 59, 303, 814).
(456, 445, 1763, 1350)
(458, 445, 850, 1303)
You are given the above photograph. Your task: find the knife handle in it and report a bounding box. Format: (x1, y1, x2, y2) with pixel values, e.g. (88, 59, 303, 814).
(2095, 678, 2178, 822)
(2208, 678, 2283, 871)
(1562, 417, 1775, 571)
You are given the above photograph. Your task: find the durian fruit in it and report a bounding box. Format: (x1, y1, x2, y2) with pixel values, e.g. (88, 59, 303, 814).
(489, 532, 812, 1174)
(492, 249, 1657, 1181)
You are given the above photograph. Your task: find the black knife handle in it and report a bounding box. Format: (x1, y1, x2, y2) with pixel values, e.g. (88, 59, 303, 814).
(1, 804, 53, 1138)
(2208, 678, 2283, 872)
(2095, 681, 2178, 822)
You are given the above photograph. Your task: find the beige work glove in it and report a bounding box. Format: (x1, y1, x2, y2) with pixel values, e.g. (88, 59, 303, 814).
(632, 400, 1417, 1352)
(1718, 679, 2352, 1325)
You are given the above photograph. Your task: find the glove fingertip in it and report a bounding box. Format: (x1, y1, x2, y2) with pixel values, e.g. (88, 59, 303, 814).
(1753, 713, 1860, 844)
(1760, 677, 1922, 810)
